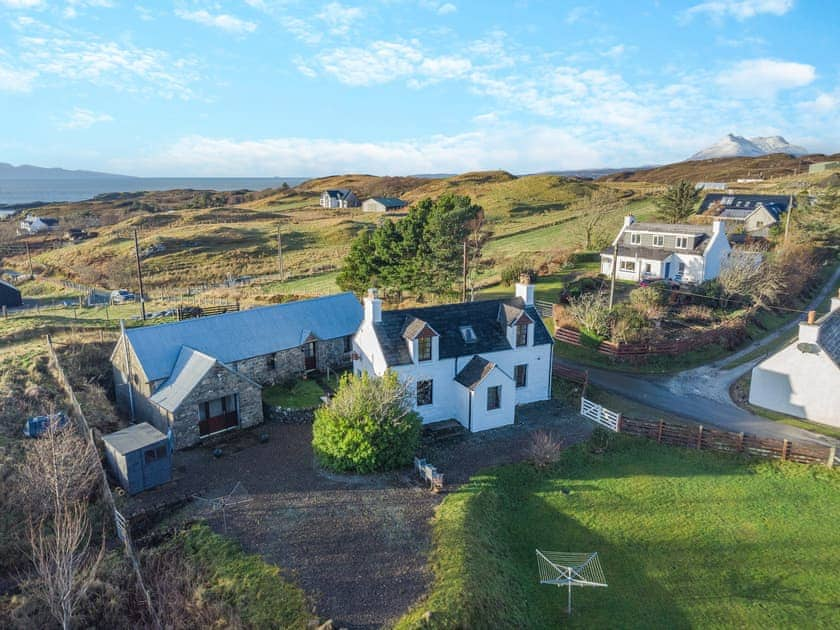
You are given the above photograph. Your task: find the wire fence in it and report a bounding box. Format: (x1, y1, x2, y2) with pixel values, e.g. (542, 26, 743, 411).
(45, 335, 159, 627)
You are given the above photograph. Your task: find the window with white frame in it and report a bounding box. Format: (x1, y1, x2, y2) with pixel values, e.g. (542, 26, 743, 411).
(487, 385, 501, 410)
(630, 233, 641, 245)
(652, 235, 664, 247)
(619, 260, 636, 272)
(514, 364, 527, 388)
(675, 236, 688, 248)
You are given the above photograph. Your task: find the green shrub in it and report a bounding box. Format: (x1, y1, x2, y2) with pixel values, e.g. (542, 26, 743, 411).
(580, 329, 605, 349)
(610, 304, 650, 343)
(312, 371, 422, 473)
(500, 256, 534, 286)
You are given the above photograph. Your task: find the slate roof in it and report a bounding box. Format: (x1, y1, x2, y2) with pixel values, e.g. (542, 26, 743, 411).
(103, 422, 167, 455)
(624, 222, 710, 235)
(368, 197, 407, 208)
(149, 347, 225, 412)
(372, 297, 552, 367)
(817, 310, 840, 368)
(601, 241, 708, 259)
(124, 293, 362, 382)
(454, 355, 497, 390)
(699, 193, 791, 214)
(324, 189, 352, 199)
(401, 316, 435, 339)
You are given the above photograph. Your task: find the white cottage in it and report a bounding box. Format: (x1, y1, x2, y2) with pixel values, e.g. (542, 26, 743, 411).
(749, 293, 840, 428)
(352, 277, 553, 432)
(600, 216, 731, 283)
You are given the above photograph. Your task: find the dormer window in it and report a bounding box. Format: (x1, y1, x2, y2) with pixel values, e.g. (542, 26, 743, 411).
(652, 235, 664, 247)
(516, 323, 528, 347)
(418, 337, 432, 361)
(460, 326, 477, 343)
(675, 236, 688, 249)
(630, 233, 641, 245)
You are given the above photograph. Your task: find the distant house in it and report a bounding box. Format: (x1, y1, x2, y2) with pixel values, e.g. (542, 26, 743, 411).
(600, 216, 731, 284)
(353, 276, 553, 432)
(0, 279, 22, 308)
(111, 294, 363, 448)
(695, 182, 727, 191)
(699, 194, 791, 236)
(362, 197, 408, 213)
(320, 189, 360, 209)
(749, 293, 840, 428)
(0, 209, 19, 221)
(18, 215, 58, 235)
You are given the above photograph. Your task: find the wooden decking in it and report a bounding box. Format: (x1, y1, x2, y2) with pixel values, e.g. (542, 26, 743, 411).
(422, 419, 467, 442)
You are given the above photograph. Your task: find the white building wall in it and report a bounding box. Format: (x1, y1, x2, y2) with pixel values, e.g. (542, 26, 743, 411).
(672, 253, 704, 283)
(701, 222, 732, 281)
(749, 345, 840, 427)
(470, 368, 516, 432)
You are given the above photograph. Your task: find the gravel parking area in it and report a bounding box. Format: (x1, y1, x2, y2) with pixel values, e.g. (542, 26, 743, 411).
(128, 400, 589, 629)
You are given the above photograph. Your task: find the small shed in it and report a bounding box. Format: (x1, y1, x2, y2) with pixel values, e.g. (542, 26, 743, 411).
(103, 423, 171, 495)
(0, 279, 22, 308)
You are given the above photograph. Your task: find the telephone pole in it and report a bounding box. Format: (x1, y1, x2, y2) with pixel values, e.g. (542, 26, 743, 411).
(133, 229, 146, 321)
(25, 242, 34, 279)
(784, 194, 793, 244)
(277, 227, 284, 281)
(462, 241, 468, 302)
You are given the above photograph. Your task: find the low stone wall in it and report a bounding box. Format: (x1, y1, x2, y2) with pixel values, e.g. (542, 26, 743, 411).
(263, 403, 317, 424)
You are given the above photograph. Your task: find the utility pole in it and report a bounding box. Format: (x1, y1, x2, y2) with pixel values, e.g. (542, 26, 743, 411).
(133, 229, 146, 321)
(25, 242, 34, 279)
(277, 227, 284, 281)
(608, 241, 618, 309)
(462, 241, 468, 303)
(784, 193, 793, 244)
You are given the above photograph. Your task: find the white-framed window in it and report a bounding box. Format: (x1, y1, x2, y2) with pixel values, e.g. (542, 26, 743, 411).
(487, 385, 501, 410)
(644, 263, 652, 273)
(675, 236, 688, 249)
(630, 233, 641, 245)
(515, 364, 527, 388)
(652, 235, 664, 247)
(619, 260, 636, 272)
(418, 337, 432, 362)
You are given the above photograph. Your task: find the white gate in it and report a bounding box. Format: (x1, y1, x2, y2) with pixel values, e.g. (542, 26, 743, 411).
(580, 397, 620, 432)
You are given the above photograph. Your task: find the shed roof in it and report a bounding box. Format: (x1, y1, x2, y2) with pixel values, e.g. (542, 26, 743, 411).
(368, 197, 407, 208)
(103, 422, 167, 455)
(148, 347, 217, 412)
(0, 279, 21, 294)
(125, 293, 362, 382)
(372, 297, 552, 367)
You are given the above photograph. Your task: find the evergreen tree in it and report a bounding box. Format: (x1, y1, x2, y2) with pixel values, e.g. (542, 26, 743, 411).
(656, 180, 699, 223)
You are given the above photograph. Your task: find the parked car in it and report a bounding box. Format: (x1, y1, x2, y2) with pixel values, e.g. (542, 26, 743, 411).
(23, 412, 68, 438)
(110, 289, 136, 304)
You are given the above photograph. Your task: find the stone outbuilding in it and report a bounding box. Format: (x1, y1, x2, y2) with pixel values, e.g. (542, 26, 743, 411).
(112, 293, 363, 449)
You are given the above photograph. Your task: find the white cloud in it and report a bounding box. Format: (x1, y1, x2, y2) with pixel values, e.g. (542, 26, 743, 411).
(682, 0, 794, 22)
(565, 6, 596, 24)
(797, 90, 839, 115)
(716, 58, 815, 97)
(19, 36, 198, 98)
(0, 62, 36, 92)
(114, 126, 603, 176)
(472, 111, 499, 124)
(0, 0, 45, 8)
(175, 9, 257, 34)
(437, 3, 456, 15)
(280, 16, 322, 45)
(56, 107, 113, 129)
(316, 2, 362, 36)
(602, 44, 626, 59)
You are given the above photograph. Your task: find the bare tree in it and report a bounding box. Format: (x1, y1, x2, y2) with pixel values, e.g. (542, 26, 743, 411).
(16, 425, 99, 520)
(717, 251, 784, 309)
(573, 188, 625, 250)
(567, 292, 611, 337)
(27, 502, 105, 630)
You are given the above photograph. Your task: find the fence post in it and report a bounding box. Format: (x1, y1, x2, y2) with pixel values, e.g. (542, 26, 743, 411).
(781, 439, 789, 461)
(696, 425, 703, 449)
(615, 413, 623, 433)
(828, 446, 836, 469)
(657, 420, 664, 443)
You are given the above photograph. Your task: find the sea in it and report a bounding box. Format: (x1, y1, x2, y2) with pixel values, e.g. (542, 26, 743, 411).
(0, 177, 310, 206)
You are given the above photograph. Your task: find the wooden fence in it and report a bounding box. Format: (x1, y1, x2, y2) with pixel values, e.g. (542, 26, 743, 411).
(45, 336, 159, 625)
(578, 396, 837, 468)
(553, 364, 588, 385)
(176, 302, 239, 321)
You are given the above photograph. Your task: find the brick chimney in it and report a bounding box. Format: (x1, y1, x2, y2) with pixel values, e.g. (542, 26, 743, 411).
(364, 288, 382, 323)
(799, 310, 819, 343)
(515, 273, 535, 306)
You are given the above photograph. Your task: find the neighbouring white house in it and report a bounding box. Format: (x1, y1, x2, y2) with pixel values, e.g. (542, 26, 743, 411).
(352, 276, 553, 432)
(749, 293, 840, 428)
(699, 194, 791, 237)
(362, 197, 408, 213)
(320, 189, 360, 209)
(600, 215, 731, 283)
(18, 215, 58, 235)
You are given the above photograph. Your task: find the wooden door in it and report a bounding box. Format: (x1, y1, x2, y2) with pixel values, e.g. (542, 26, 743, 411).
(304, 341, 317, 370)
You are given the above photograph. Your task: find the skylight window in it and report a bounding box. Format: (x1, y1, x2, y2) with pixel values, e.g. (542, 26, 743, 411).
(460, 325, 477, 343)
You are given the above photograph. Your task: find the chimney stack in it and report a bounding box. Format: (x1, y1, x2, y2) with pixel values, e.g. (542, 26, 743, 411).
(364, 288, 382, 323)
(799, 310, 819, 344)
(515, 273, 535, 306)
(712, 219, 725, 235)
(807, 310, 816, 325)
(831, 289, 840, 313)
(623, 215, 635, 228)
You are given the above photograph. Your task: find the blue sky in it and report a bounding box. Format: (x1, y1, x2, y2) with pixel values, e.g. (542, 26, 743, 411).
(0, 0, 837, 176)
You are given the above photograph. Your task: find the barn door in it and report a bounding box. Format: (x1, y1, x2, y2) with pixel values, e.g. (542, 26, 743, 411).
(304, 341, 317, 370)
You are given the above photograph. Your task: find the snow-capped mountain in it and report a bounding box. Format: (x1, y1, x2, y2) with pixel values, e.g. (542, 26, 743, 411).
(688, 134, 808, 161)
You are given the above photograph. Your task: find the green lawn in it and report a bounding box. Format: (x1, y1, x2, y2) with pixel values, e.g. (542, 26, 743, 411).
(262, 379, 325, 408)
(397, 438, 840, 629)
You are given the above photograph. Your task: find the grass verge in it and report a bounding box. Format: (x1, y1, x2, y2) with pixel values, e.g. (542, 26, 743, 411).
(262, 379, 325, 408)
(396, 438, 840, 629)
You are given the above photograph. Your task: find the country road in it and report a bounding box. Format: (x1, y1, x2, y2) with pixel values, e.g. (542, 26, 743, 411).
(557, 264, 840, 448)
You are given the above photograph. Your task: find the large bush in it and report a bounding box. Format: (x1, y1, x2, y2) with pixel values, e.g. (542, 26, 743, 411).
(312, 371, 422, 473)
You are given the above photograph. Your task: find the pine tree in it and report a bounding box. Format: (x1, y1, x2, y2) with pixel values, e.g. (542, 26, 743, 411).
(656, 180, 699, 223)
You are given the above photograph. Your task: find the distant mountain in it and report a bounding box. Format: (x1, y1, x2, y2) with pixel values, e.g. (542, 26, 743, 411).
(0, 162, 133, 180)
(688, 134, 808, 161)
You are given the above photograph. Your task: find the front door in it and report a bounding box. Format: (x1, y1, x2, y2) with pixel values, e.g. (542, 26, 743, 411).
(664, 261, 671, 279)
(304, 341, 317, 370)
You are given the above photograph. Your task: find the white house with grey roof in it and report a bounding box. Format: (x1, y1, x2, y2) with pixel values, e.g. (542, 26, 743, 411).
(320, 189, 360, 209)
(352, 276, 553, 432)
(111, 293, 363, 448)
(699, 194, 791, 237)
(600, 215, 731, 284)
(749, 293, 840, 428)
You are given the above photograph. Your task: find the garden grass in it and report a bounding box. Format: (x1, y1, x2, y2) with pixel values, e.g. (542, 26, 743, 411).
(262, 379, 325, 408)
(397, 438, 840, 629)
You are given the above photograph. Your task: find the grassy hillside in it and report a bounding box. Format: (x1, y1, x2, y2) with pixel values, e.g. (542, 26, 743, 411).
(603, 152, 840, 184)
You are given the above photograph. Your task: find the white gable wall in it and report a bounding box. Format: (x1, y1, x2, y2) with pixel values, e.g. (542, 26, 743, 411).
(468, 367, 516, 432)
(749, 344, 840, 427)
(702, 222, 732, 281)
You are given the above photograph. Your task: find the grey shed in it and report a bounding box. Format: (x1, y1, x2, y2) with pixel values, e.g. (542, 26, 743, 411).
(103, 423, 171, 495)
